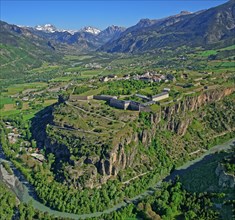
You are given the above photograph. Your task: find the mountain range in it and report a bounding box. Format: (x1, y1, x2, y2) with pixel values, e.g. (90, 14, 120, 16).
(0, 20, 61, 79)
(0, 0, 234, 56)
(100, 0, 235, 52)
(23, 23, 126, 52)
(32, 24, 101, 35)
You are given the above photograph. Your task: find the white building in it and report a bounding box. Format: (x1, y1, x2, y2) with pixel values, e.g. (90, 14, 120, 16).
(151, 92, 169, 102)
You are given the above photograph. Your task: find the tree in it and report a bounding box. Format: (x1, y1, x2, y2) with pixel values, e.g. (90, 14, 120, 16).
(26, 201, 35, 220)
(31, 139, 37, 148)
(47, 153, 55, 169)
(16, 100, 23, 109)
(185, 210, 197, 219)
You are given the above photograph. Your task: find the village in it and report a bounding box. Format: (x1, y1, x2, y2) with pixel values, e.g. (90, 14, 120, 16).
(67, 69, 217, 112)
(5, 67, 219, 113)
(100, 71, 176, 83)
(5, 121, 45, 163)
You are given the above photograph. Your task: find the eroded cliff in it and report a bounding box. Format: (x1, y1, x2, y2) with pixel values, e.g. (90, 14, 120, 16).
(31, 87, 235, 188)
(94, 87, 235, 186)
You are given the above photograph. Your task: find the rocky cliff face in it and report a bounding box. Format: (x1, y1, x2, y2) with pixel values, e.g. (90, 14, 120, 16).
(160, 87, 234, 135)
(215, 163, 235, 188)
(94, 87, 234, 183)
(33, 87, 234, 188)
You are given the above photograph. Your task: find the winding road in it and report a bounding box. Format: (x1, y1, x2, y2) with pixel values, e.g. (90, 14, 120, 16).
(0, 138, 234, 219)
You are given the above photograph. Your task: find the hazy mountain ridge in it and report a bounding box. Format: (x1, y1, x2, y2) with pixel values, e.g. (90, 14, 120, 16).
(100, 0, 235, 53)
(1, 0, 234, 55)
(21, 23, 126, 51)
(97, 25, 126, 43)
(0, 20, 60, 78)
(121, 10, 195, 35)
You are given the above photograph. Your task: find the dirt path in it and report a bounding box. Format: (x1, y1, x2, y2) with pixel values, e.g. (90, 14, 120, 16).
(208, 128, 235, 140)
(0, 56, 28, 67)
(122, 172, 149, 184)
(50, 124, 100, 135)
(66, 101, 126, 127)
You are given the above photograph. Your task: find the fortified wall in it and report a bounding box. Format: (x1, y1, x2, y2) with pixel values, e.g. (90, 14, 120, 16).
(69, 94, 143, 111)
(68, 92, 168, 111)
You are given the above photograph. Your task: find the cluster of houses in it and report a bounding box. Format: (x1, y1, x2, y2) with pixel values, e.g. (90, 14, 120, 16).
(5, 122, 45, 163)
(100, 72, 176, 83)
(69, 88, 170, 111)
(100, 75, 118, 82)
(5, 122, 20, 144)
(84, 63, 102, 69)
(133, 72, 172, 83)
(18, 83, 72, 103)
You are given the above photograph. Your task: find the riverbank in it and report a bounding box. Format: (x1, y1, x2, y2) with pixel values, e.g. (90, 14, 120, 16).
(0, 137, 234, 219)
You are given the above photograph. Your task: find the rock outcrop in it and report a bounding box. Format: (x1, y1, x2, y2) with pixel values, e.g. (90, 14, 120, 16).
(0, 165, 21, 204)
(90, 87, 234, 184)
(32, 87, 235, 188)
(215, 163, 235, 188)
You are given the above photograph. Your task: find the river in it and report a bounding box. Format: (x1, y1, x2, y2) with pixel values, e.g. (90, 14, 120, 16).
(0, 138, 234, 219)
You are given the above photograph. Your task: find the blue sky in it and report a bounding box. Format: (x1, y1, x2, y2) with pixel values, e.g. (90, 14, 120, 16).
(1, 0, 228, 30)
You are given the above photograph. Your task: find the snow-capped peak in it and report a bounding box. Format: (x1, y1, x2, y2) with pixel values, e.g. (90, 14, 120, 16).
(57, 29, 79, 35)
(35, 24, 57, 33)
(32, 24, 101, 35)
(66, 30, 79, 35)
(82, 26, 101, 35)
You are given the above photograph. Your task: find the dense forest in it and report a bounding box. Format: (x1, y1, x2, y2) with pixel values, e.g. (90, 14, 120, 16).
(96, 179, 233, 220)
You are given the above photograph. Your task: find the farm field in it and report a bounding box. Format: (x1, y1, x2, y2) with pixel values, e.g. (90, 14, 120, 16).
(1, 82, 48, 96)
